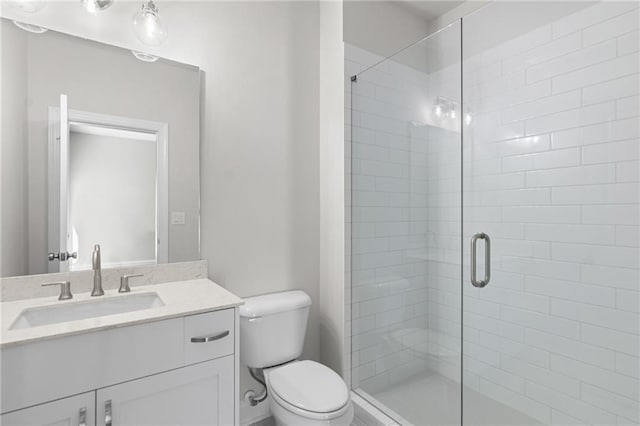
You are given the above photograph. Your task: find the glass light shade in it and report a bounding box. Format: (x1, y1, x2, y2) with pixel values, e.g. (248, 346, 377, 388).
(132, 1, 167, 47)
(81, 0, 114, 15)
(131, 50, 159, 63)
(13, 20, 47, 33)
(6, 0, 45, 13)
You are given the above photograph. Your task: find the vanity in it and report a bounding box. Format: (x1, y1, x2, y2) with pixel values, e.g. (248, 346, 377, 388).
(0, 277, 243, 425)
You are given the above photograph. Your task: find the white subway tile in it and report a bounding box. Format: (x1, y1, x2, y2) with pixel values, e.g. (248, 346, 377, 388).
(551, 354, 640, 400)
(582, 74, 640, 106)
(551, 117, 640, 149)
(552, 52, 639, 94)
(502, 256, 581, 281)
(619, 30, 640, 55)
(525, 328, 615, 368)
(501, 91, 581, 123)
(552, 183, 639, 205)
(581, 384, 640, 424)
(551, 298, 640, 334)
(583, 9, 640, 46)
(526, 164, 616, 187)
(582, 204, 639, 225)
(617, 96, 639, 119)
(551, 2, 639, 38)
(616, 225, 640, 247)
(502, 305, 580, 338)
(582, 323, 639, 356)
(502, 32, 582, 75)
(527, 40, 617, 83)
(501, 206, 581, 223)
(617, 161, 639, 182)
(525, 275, 616, 307)
(525, 102, 615, 135)
(480, 286, 550, 313)
(616, 352, 640, 379)
(583, 139, 640, 165)
(525, 381, 617, 425)
(501, 356, 580, 397)
(502, 148, 581, 172)
(581, 263, 640, 291)
(552, 241, 639, 268)
(616, 289, 640, 313)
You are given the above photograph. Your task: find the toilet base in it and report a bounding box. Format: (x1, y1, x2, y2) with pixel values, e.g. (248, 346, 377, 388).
(269, 398, 354, 426)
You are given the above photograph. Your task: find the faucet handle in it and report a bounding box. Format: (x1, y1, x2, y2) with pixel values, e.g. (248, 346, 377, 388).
(42, 281, 73, 300)
(119, 274, 143, 293)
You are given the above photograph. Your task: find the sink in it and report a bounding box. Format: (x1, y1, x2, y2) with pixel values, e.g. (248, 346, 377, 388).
(10, 292, 165, 330)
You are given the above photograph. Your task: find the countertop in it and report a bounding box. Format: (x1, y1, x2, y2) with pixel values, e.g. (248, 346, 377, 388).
(0, 278, 243, 348)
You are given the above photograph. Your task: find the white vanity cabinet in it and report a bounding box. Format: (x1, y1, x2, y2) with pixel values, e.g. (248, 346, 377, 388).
(0, 392, 96, 426)
(96, 357, 234, 426)
(1, 308, 239, 426)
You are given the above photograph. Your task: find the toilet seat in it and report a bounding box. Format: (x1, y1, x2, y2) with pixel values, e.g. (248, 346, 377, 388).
(266, 360, 350, 420)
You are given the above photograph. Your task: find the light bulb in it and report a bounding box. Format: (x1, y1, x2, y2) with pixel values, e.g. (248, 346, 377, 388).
(132, 1, 168, 47)
(464, 113, 472, 126)
(449, 109, 456, 119)
(433, 104, 443, 118)
(81, 0, 114, 14)
(6, 0, 45, 13)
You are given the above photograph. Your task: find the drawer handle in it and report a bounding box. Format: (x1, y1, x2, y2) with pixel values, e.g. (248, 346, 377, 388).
(105, 400, 112, 426)
(79, 407, 86, 426)
(190, 330, 229, 343)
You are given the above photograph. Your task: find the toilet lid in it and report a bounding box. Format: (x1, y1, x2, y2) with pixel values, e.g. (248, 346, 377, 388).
(269, 360, 349, 413)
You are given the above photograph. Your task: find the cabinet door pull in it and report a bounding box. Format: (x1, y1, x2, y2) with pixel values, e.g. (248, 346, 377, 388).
(105, 400, 112, 426)
(79, 407, 87, 426)
(190, 330, 229, 343)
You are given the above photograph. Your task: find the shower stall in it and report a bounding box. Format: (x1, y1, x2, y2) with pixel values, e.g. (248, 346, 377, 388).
(347, 2, 639, 425)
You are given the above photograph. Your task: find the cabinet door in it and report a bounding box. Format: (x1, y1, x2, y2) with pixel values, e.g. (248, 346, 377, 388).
(96, 356, 234, 426)
(1, 391, 95, 426)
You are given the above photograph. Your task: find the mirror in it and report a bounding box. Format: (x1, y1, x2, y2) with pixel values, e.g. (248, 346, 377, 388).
(1, 19, 201, 277)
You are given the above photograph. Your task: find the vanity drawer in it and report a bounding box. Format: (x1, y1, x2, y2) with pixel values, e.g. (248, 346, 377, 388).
(184, 309, 234, 364)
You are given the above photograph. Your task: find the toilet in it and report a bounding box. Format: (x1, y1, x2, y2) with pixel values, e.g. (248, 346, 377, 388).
(240, 290, 354, 426)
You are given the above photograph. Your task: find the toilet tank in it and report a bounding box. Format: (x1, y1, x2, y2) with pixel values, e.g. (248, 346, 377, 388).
(239, 290, 311, 368)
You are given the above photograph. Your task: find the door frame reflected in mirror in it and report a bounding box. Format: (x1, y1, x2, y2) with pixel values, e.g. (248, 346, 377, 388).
(47, 103, 169, 273)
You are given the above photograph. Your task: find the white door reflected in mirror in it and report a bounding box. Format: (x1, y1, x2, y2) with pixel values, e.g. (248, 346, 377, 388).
(47, 98, 168, 272)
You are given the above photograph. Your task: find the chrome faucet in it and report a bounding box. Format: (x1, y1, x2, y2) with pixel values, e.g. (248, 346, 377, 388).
(91, 244, 104, 296)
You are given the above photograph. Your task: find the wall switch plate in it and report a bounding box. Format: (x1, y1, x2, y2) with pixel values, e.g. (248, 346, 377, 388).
(171, 211, 186, 225)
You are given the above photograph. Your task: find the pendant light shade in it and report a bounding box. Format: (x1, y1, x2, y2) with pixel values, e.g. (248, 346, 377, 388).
(132, 1, 168, 47)
(81, 0, 114, 14)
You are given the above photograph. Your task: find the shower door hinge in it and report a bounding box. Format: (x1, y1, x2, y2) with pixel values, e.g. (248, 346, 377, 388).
(350, 75, 357, 82)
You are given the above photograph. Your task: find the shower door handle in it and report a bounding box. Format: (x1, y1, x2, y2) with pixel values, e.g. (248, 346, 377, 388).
(471, 232, 490, 288)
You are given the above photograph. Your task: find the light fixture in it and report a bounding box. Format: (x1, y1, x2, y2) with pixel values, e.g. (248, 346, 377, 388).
(433, 104, 443, 118)
(433, 96, 459, 121)
(464, 112, 473, 126)
(81, 0, 114, 15)
(132, 0, 168, 47)
(131, 50, 159, 62)
(12, 20, 48, 33)
(5, 0, 45, 13)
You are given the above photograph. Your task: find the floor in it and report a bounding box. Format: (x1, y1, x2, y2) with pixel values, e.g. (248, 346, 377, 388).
(361, 371, 541, 426)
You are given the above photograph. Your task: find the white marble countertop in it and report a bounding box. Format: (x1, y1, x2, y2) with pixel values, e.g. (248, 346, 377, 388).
(0, 279, 243, 348)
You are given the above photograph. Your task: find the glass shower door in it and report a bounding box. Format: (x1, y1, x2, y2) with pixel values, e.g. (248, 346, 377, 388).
(349, 20, 462, 425)
(462, 2, 640, 425)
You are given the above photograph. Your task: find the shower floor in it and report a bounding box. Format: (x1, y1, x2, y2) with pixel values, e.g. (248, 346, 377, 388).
(358, 371, 542, 426)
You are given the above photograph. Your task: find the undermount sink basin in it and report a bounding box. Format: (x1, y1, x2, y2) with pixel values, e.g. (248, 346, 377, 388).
(10, 292, 165, 330)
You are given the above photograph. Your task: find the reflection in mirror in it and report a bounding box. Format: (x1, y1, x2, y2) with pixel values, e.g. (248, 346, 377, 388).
(0, 19, 201, 277)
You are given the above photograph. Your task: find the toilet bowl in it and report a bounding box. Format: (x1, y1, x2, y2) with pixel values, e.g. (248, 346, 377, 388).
(239, 291, 353, 426)
(264, 360, 353, 426)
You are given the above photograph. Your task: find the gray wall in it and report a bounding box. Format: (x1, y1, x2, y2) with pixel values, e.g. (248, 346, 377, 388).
(0, 20, 28, 277)
(0, 21, 201, 276)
